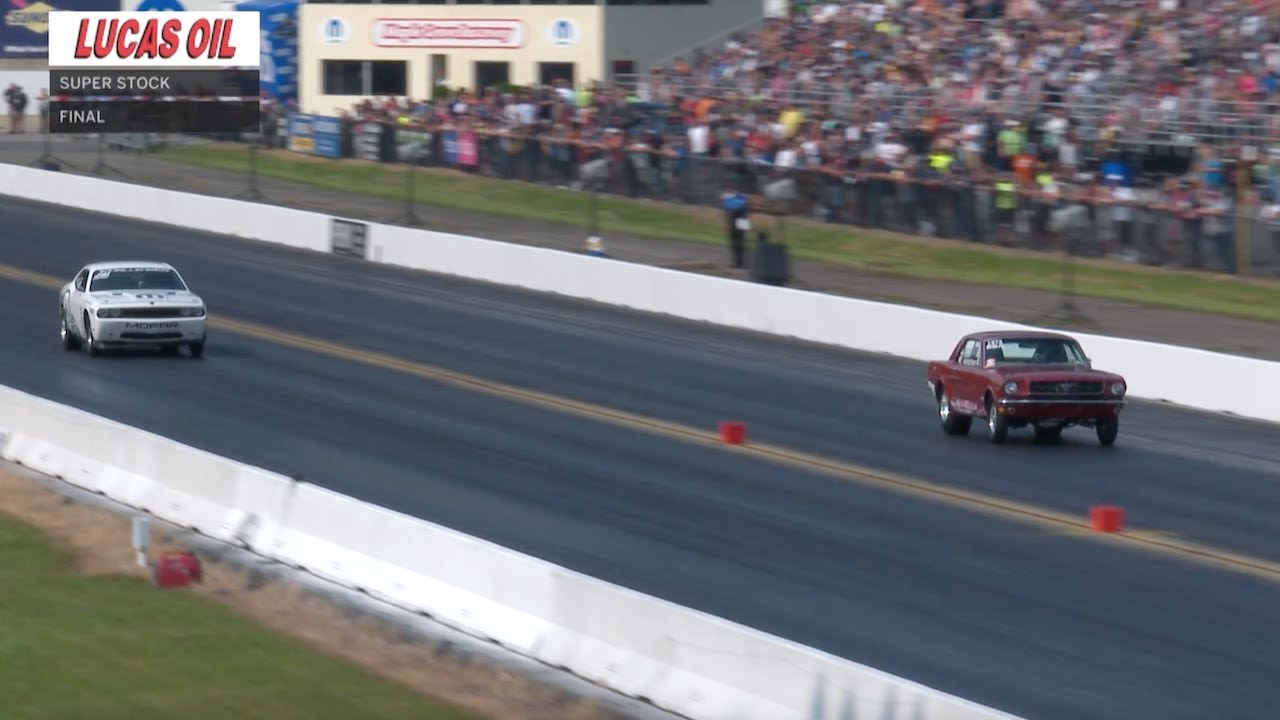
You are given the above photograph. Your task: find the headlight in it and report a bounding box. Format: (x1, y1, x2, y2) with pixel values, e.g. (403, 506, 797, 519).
(179, 306, 205, 317)
(1003, 381, 1018, 394)
(95, 308, 122, 318)
(1110, 382, 1125, 396)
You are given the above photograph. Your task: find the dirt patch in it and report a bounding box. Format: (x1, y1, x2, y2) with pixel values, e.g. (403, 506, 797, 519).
(0, 468, 633, 720)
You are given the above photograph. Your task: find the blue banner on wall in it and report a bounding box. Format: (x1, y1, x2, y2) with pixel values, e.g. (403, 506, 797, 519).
(287, 113, 341, 159)
(1, 0, 117, 59)
(442, 130, 457, 165)
(235, 0, 298, 102)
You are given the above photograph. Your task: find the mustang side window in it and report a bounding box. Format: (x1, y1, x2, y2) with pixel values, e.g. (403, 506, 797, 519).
(959, 340, 980, 366)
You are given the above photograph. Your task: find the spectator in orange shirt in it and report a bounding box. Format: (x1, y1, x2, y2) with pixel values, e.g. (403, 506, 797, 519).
(1012, 148, 1037, 187)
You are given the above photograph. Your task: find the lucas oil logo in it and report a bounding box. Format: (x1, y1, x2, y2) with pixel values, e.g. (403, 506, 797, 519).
(6, 0, 55, 34)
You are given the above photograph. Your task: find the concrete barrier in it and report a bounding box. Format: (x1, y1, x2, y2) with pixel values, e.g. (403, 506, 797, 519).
(0, 385, 296, 544)
(0, 163, 332, 254)
(0, 382, 1024, 720)
(1, 161, 1275, 424)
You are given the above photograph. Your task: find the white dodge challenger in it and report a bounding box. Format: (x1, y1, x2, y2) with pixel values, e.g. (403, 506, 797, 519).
(59, 261, 208, 358)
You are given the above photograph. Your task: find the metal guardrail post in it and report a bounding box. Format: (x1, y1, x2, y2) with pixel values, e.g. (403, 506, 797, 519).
(239, 143, 265, 201)
(92, 133, 126, 178)
(394, 158, 422, 227)
(1236, 158, 1252, 276)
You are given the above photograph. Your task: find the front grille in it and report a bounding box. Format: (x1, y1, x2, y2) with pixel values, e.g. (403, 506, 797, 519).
(118, 307, 185, 318)
(1029, 381, 1104, 395)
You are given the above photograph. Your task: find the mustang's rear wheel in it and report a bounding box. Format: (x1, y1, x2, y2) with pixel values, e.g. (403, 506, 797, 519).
(986, 396, 1008, 444)
(1096, 416, 1119, 447)
(938, 388, 971, 436)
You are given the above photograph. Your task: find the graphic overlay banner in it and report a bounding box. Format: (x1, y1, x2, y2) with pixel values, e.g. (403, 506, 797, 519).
(51, 69, 260, 97)
(49, 100, 259, 132)
(47, 11, 261, 133)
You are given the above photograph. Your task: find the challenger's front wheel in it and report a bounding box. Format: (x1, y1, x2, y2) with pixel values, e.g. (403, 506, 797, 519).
(83, 313, 100, 357)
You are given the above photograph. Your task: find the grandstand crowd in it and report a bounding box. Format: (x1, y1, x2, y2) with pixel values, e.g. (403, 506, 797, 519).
(323, 0, 1280, 273)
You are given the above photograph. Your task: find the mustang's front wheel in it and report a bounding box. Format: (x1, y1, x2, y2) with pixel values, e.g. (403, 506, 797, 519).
(1096, 416, 1119, 447)
(986, 397, 1008, 444)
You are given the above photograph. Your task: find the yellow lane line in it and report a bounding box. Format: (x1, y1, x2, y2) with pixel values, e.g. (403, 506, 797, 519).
(7, 262, 1280, 583)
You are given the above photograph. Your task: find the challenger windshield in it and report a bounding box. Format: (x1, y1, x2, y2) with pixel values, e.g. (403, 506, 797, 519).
(986, 337, 1088, 365)
(89, 268, 187, 292)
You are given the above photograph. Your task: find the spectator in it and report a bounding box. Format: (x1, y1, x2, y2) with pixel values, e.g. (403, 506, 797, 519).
(319, 0, 1280, 276)
(5, 83, 27, 134)
(36, 88, 47, 134)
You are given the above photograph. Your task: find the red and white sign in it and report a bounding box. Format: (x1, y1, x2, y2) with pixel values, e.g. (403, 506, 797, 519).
(371, 19, 526, 49)
(48, 11, 261, 68)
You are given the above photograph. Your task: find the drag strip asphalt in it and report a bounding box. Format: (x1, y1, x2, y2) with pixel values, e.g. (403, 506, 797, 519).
(1, 195, 1279, 719)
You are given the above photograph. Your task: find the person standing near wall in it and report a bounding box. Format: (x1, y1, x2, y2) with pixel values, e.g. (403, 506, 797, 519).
(5, 84, 27, 134)
(36, 88, 48, 135)
(721, 185, 750, 268)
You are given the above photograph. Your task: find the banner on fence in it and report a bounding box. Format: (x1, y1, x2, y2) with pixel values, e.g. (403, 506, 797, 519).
(354, 121, 384, 162)
(394, 126, 431, 163)
(287, 113, 341, 158)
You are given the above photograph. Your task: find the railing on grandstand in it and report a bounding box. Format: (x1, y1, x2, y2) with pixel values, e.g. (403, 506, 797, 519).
(221, 115, 1280, 278)
(609, 75, 1280, 149)
(634, 13, 776, 82)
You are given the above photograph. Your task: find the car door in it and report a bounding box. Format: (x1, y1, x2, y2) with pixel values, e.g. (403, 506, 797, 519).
(952, 339, 983, 413)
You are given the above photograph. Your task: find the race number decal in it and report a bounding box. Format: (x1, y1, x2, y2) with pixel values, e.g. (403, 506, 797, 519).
(984, 339, 1003, 349)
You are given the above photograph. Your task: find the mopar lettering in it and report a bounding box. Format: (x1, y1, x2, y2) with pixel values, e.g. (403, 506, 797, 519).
(124, 321, 180, 329)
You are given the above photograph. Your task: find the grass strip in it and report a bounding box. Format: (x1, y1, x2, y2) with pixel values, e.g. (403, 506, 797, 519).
(0, 512, 485, 720)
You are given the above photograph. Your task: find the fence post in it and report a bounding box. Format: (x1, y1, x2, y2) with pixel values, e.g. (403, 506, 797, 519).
(1236, 156, 1252, 276)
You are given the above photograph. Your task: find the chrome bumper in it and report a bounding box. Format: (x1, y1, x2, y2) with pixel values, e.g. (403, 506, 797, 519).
(999, 398, 1125, 406)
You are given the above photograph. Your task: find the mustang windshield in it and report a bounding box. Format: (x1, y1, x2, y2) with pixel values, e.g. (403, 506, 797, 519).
(89, 268, 187, 292)
(986, 337, 1088, 365)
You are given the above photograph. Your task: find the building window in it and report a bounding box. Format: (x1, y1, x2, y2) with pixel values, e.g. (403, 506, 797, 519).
(371, 61, 408, 94)
(474, 61, 511, 91)
(539, 62, 575, 86)
(322, 60, 408, 96)
(322, 60, 363, 95)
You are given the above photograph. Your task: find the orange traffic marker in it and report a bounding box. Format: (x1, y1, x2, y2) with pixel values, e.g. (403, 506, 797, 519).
(718, 421, 746, 445)
(1089, 506, 1125, 533)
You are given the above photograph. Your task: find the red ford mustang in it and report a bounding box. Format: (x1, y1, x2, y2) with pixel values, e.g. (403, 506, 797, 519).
(926, 331, 1127, 445)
